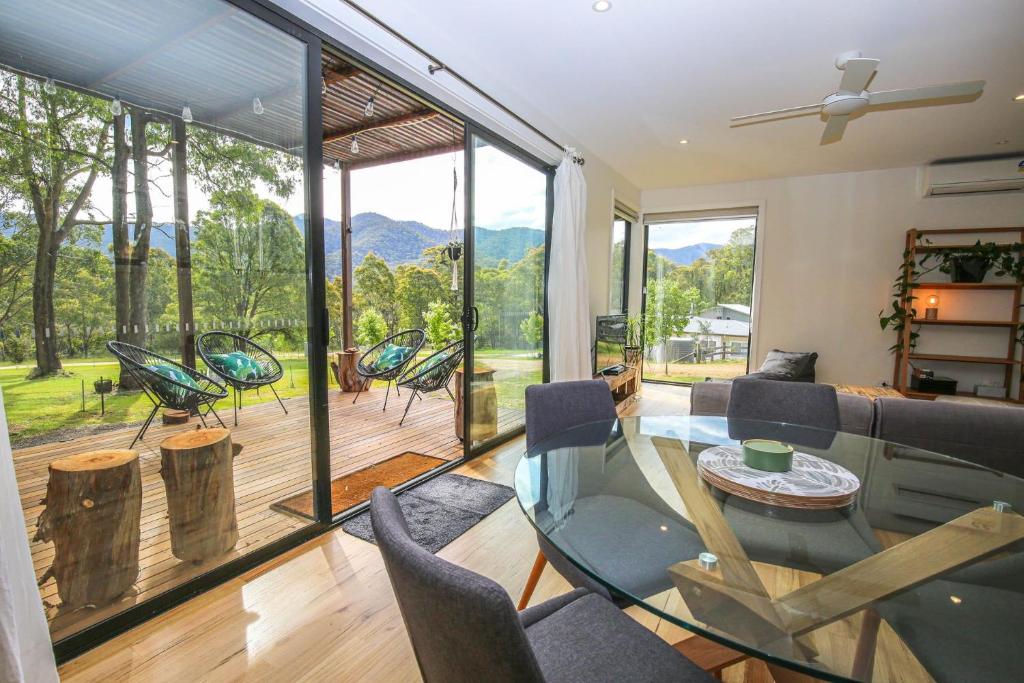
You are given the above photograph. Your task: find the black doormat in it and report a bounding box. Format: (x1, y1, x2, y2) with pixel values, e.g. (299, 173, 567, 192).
(342, 473, 515, 553)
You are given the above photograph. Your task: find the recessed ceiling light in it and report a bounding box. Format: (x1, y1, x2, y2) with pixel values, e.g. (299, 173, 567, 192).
(592, 0, 612, 12)
(995, 139, 1010, 145)
(1014, 93, 1024, 101)
(678, 139, 689, 145)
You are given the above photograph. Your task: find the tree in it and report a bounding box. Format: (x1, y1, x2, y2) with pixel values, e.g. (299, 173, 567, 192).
(192, 192, 305, 340)
(0, 74, 110, 376)
(646, 280, 705, 375)
(353, 252, 396, 332)
(326, 276, 345, 348)
(355, 308, 387, 348)
(520, 311, 543, 356)
(396, 264, 445, 331)
(423, 300, 460, 349)
(55, 245, 113, 357)
(0, 212, 36, 333)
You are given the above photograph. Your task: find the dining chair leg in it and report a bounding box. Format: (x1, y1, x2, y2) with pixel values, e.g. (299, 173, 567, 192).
(517, 550, 547, 610)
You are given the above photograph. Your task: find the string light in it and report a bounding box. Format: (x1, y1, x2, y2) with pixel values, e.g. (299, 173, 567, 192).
(252, 97, 264, 115)
(181, 105, 193, 123)
(363, 95, 375, 118)
(350, 135, 359, 154)
(43, 77, 56, 94)
(321, 76, 327, 95)
(110, 97, 123, 116)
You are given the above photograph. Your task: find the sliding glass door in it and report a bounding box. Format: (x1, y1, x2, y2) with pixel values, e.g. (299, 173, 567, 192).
(464, 131, 552, 450)
(642, 209, 758, 384)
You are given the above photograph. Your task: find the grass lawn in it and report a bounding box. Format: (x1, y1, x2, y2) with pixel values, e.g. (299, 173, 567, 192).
(642, 359, 747, 384)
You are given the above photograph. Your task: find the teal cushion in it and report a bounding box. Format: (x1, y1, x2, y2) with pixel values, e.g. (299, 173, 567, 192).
(373, 344, 413, 372)
(146, 363, 200, 404)
(417, 352, 452, 383)
(208, 351, 265, 381)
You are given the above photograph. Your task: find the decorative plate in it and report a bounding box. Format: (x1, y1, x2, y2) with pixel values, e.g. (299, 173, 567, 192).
(697, 446, 861, 509)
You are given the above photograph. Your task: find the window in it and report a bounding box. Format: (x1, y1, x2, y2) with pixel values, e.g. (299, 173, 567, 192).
(609, 203, 636, 314)
(641, 207, 757, 384)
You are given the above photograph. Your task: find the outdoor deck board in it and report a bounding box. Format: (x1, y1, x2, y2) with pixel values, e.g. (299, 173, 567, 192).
(13, 384, 523, 642)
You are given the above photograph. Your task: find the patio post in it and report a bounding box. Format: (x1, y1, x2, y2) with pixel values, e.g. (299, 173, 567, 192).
(340, 162, 354, 349)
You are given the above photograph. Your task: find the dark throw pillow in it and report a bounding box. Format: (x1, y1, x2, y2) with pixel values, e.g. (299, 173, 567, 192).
(756, 349, 818, 381)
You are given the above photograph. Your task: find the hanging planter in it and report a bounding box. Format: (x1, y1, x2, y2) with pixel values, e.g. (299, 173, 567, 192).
(949, 255, 992, 283)
(444, 241, 463, 262)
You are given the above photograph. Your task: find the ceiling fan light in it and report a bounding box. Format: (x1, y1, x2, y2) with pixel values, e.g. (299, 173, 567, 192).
(592, 0, 611, 12)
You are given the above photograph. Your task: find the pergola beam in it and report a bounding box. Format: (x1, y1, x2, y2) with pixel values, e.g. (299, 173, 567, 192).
(324, 65, 359, 86)
(323, 110, 436, 144)
(345, 142, 460, 171)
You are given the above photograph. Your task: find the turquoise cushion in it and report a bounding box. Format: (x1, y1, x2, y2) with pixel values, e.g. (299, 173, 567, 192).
(146, 363, 200, 404)
(417, 352, 452, 383)
(208, 351, 265, 381)
(373, 344, 413, 372)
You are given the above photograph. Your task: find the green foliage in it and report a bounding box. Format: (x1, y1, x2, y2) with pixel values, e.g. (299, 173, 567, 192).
(671, 227, 754, 306)
(520, 311, 543, 348)
(353, 252, 397, 332)
(396, 264, 445, 331)
(326, 276, 346, 347)
(55, 245, 114, 357)
(192, 191, 306, 340)
(355, 308, 387, 348)
(423, 300, 460, 349)
(3, 334, 28, 364)
(646, 280, 706, 373)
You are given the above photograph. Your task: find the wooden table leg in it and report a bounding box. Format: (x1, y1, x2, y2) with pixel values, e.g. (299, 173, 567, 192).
(673, 636, 747, 679)
(851, 608, 881, 682)
(517, 550, 547, 610)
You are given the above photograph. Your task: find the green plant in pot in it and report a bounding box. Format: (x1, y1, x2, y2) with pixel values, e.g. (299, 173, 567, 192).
(624, 314, 646, 367)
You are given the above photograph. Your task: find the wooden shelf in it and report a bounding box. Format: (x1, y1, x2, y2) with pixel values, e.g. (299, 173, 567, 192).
(914, 282, 1018, 290)
(916, 227, 1024, 236)
(915, 243, 1017, 254)
(908, 353, 1017, 366)
(912, 318, 1018, 328)
(902, 389, 1020, 404)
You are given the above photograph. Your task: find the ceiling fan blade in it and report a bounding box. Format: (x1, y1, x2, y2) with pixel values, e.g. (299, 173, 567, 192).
(838, 58, 879, 93)
(820, 115, 848, 145)
(868, 80, 985, 105)
(731, 103, 823, 122)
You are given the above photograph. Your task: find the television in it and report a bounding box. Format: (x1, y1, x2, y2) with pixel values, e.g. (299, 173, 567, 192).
(594, 314, 627, 375)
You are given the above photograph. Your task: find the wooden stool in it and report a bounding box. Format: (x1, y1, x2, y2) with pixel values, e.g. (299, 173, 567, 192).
(454, 365, 498, 442)
(334, 348, 365, 393)
(162, 409, 190, 425)
(35, 450, 141, 609)
(160, 428, 241, 562)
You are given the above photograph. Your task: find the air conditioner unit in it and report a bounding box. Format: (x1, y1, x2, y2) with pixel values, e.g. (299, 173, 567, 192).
(922, 158, 1024, 197)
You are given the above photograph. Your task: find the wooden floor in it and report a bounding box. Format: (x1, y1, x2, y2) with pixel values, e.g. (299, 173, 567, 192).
(57, 383, 931, 683)
(16, 384, 522, 642)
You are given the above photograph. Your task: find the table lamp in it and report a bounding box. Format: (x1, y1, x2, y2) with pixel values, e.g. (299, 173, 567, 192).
(925, 294, 939, 320)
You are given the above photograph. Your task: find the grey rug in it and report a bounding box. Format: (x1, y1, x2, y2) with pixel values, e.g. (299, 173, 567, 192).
(342, 473, 515, 553)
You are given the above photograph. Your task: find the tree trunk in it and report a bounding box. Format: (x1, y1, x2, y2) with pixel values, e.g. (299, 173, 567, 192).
(30, 224, 61, 376)
(171, 118, 196, 369)
(159, 428, 240, 562)
(35, 450, 141, 609)
(128, 110, 152, 349)
(110, 112, 140, 390)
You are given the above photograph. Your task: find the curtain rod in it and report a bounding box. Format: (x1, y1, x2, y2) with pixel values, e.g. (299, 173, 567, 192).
(339, 0, 583, 165)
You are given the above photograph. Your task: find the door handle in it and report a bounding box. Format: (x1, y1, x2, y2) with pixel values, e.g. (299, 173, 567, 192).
(471, 306, 479, 331)
(462, 306, 479, 331)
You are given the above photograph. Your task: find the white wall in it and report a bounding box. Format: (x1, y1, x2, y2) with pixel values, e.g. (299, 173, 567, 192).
(641, 167, 1024, 386)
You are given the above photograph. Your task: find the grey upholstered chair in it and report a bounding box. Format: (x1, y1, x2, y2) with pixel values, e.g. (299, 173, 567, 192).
(726, 378, 841, 449)
(370, 487, 713, 683)
(872, 397, 1024, 477)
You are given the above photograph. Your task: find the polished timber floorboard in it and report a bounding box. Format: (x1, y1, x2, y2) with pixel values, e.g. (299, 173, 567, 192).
(59, 383, 931, 683)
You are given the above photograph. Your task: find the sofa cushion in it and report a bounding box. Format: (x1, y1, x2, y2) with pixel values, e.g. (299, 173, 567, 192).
(754, 349, 818, 382)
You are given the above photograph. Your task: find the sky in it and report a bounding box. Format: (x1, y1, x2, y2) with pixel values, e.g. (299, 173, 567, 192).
(88, 144, 547, 233)
(647, 217, 756, 249)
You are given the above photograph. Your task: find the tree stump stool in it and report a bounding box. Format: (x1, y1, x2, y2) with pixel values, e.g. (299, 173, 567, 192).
(159, 428, 241, 562)
(35, 450, 141, 610)
(162, 409, 190, 425)
(334, 348, 365, 393)
(454, 366, 498, 442)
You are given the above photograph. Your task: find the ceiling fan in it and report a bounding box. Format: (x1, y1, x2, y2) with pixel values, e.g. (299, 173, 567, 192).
(731, 51, 985, 145)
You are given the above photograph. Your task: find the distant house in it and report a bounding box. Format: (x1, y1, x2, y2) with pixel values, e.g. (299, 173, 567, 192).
(700, 304, 751, 323)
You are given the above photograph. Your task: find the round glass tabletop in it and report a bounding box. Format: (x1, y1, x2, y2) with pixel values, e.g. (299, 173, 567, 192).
(513, 415, 1024, 683)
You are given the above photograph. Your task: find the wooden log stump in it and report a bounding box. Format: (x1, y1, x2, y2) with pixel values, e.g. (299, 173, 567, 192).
(159, 428, 240, 562)
(454, 366, 498, 442)
(162, 409, 190, 425)
(335, 348, 365, 393)
(35, 450, 141, 610)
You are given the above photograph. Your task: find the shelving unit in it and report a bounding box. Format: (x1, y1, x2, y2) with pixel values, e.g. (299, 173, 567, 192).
(892, 226, 1024, 403)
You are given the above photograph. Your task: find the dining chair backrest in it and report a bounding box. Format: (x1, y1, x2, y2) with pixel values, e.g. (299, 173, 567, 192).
(524, 380, 617, 452)
(727, 378, 840, 449)
(370, 487, 546, 683)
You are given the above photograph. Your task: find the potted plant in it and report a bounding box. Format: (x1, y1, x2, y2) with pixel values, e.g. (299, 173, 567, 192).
(624, 314, 645, 367)
(93, 377, 113, 394)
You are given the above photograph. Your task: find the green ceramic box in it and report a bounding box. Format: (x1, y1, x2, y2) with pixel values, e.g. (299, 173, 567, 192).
(742, 439, 794, 472)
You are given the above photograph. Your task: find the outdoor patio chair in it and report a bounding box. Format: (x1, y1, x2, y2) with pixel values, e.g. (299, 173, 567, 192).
(106, 341, 228, 448)
(196, 331, 287, 426)
(353, 329, 426, 411)
(395, 339, 464, 426)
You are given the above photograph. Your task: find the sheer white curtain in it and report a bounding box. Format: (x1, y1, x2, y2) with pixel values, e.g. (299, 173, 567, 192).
(0, 390, 58, 683)
(548, 148, 591, 381)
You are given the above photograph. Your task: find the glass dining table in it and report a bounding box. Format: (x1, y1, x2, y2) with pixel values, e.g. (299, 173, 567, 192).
(513, 415, 1024, 683)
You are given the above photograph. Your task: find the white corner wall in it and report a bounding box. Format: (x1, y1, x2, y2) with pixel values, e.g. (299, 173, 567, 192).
(641, 167, 1024, 386)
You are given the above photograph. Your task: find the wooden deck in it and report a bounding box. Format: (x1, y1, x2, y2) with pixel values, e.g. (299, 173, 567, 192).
(13, 385, 523, 642)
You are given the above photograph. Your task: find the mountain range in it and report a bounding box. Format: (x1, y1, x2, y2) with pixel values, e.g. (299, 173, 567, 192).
(654, 242, 721, 266)
(81, 212, 544, 279)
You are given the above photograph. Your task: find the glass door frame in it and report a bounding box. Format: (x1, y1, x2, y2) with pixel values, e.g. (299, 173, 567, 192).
(462, 123, 555, 459)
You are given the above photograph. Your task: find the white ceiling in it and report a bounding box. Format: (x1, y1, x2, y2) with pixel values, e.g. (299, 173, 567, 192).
(352, 0, 1024, 190)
